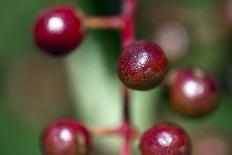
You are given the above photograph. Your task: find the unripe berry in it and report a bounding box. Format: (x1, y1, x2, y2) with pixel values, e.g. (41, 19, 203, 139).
(33, 5, 85, 56)
(41, 119, 91, 155)
(169, 68, 218, 117)
(117, 40, 168, 90)
(139, 123, 191, 155)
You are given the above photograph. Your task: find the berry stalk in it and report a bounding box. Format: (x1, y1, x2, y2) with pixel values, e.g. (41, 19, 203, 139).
(85, 0, 138, 153)
(87, 0, 139, 154)
(85, 16, 124, 29)
(120, 0, 137, 155)
(121, 0, 137, 46)
(123, 87, 130, 123)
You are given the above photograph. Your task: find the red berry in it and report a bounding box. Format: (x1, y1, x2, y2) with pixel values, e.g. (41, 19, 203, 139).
(41, 119, 91, 155)
(169, 68, 218, 117)
(117, 40, 168, 90)
(139, 123, 191, 155)
(33, 5, 85, 56)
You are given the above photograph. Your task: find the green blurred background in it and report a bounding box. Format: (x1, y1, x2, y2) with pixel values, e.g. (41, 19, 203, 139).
(0, 0, 232, 154)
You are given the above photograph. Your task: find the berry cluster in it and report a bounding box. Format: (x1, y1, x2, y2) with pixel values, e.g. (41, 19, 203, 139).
(32, 0, 219, 155)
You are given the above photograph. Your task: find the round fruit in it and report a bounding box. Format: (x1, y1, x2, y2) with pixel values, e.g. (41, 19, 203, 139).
(41, 119, 91, 155)
(33, 5, 84, 56)
(139, 123, 191, 155)
(169, 68, 218, 117)
(117, 40, 168, 90)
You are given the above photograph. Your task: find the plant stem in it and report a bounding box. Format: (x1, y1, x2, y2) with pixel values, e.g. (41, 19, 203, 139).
(86, 1, 138, 154)
(123, 87, 130, 123)
(121, 0, 137, 46)
(120, 0, 137, 155)
(85, 16, 124, 29)
(91, 127, 121, 137)
(120, 136, 132, 155)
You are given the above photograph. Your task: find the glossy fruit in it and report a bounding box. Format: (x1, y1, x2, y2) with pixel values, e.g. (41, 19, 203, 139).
(41, 119, 91, 155)
(139, 123, 191, 155)
(117, 40, 168, 90)
(33, 5, 84, 56)
(169, 68, 218, 117)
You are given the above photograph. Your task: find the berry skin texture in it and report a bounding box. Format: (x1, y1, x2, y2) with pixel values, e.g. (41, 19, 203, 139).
(41, 119, 91, 155)
(33, 5, 84, 56)
(139, 123, 191, 155)
(117, 40, 168, 90)
(169, 68, 218, 117)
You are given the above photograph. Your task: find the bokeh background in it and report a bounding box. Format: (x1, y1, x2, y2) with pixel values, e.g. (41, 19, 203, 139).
(0, 0, 232, 154)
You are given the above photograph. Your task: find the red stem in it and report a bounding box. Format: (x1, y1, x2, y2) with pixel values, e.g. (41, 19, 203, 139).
(123, 87, 130, 123)
(86, 1, 138, 154)
(120, 136, 132, 155)
(120, 0, 137, 155)
(121, 0, 137, 46)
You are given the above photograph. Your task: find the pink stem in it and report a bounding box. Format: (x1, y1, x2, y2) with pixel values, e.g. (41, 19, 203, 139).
(120, 136, 132, 155)
(120, 0, 138, 155)
(122, 0, 137, 46)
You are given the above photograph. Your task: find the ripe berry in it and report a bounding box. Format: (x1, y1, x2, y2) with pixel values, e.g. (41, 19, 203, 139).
(169, 68, 218, 117)
(139, 123, 191, 155)
(117, 40, 168, 90)
(33, 5, 85, 56)
(41, 119, 91, 155)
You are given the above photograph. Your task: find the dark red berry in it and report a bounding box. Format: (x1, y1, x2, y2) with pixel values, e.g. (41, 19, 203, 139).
(139, 123, 191, 155)
(169, 68, 218, 117)
(117, 40, 168, 90)
(41, 119, 91, 155)
(33, 5, 85, 56)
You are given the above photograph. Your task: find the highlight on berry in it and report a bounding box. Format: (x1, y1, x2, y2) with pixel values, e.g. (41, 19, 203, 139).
(139, 122, 192, 155)
(169, 68, 219, 117)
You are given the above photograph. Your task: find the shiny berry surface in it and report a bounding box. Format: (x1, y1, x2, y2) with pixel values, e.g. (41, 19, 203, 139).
(139, 123, 191, 155)
(117, 40, 168, 90)
(169, 68, 218, 117)
(41, 119, 91, 155)
(33, 5, 84, 56)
